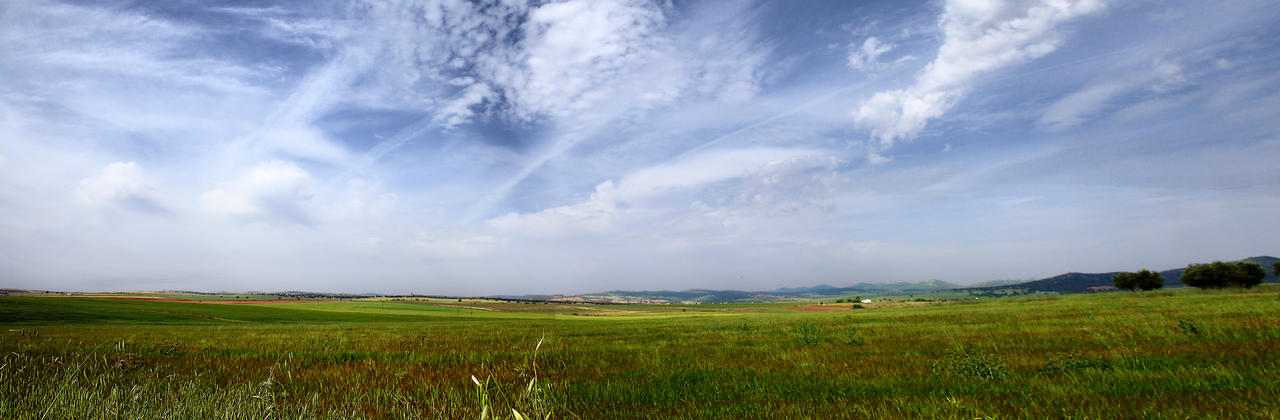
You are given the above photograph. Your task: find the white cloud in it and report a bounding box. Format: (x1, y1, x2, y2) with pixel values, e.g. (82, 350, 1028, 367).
(1, 2, 278, 100)
(257, 126, 353, 165)
(1151, 58, 1186, 92)
(198, 160, 314, 225)
(1038, 81, 1126, 131)
(855, 0, 1106, 148)
(679, 4, 771, 104)
(266, 47, 374, 125)
(76, 162, 146, 206)
(447, 0, 777, 216)
(503, 0, 667, 119)
(435, 83, 493, 128)
(398, 0, 670, 125)
(1038, 56, 1200, 131)
(867, 151, 892, 165)
(0, 2, 278, 144)
(489, 147, 828, 236)
(847, 37, 895, 71)
(1111, 96, 1188, 123)
(613, 148, 825, 201)
(73, 161, 171, 217)
(488, 187, 618, 237)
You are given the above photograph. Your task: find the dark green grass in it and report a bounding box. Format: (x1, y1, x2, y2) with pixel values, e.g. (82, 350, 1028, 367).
(0, 297, 554, 324)
(3, 287, 1279, 418)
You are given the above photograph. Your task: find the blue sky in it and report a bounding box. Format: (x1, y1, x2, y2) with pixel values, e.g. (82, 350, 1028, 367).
(2, 0, 1278, 294)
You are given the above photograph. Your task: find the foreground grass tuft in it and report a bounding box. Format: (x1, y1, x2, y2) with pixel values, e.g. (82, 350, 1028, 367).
(930, 346, 1008, 381)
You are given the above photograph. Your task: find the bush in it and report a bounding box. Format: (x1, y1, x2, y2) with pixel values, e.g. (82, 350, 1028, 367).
(1180, 261, 1265, 289)
(1177, 319, 1200, 335)
(931, 346, 1007, 380)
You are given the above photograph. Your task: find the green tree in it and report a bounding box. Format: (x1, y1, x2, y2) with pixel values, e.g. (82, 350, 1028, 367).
(1113, 270, 1163, 291)
(1112, 272, 1137, 291)
(1180, 261, 1265, 289)
(1133, 269, 1164, 291)
(1273, 261, 1279, 278)
(1239, 262, 1265, 287)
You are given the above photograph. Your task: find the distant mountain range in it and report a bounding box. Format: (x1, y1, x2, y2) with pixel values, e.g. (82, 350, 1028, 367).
(526, 256, 1278, 303)
(510, 280, 965, 304)
(11, 256, 1276, 304)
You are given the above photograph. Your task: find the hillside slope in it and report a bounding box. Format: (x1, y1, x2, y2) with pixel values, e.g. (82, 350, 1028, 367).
(970, 256, 1278, 293)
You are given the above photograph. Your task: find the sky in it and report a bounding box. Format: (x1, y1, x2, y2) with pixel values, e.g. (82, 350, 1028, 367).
(2, 0, 1279, 295)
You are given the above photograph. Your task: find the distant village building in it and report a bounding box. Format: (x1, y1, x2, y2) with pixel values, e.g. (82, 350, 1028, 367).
(860, 299, 872, 304)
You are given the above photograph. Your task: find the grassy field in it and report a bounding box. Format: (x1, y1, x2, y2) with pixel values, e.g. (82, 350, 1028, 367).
(2, 287, 1279, 419)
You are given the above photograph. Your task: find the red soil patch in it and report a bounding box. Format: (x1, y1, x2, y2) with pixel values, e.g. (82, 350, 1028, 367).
(214, 300, 327, 304)
(74, 296, 326, 304)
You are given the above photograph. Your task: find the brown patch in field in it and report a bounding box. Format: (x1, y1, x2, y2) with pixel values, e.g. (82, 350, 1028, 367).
(212, 300, 328, 304)
(73, 296, 327, 304)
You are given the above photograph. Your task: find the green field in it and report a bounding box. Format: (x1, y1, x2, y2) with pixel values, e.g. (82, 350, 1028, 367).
(3, 287, 1279, 419)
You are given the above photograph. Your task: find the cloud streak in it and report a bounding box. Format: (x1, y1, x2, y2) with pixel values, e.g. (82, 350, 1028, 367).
(855, 0, 1106, 149)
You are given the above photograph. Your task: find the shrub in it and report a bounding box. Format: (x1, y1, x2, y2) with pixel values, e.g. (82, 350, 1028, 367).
(931, 346, 1007, 381)
(1177, 319, 1200, 335)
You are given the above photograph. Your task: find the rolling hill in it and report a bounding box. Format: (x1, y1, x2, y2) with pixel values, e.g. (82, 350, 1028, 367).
(965, 256, 1279, 293)
(540, 256, 1279, 302)
(516, 279, 964, 304)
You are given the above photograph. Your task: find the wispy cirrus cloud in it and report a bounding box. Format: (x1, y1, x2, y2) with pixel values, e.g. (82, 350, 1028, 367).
(855, 0, 1106, 149)
(847, 37, 896, 72)
(489, 146, 833, 237)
